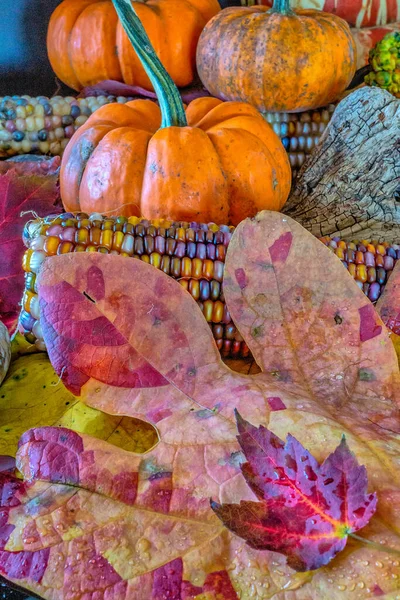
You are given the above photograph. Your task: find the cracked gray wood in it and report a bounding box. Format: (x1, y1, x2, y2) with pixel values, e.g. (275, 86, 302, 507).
(283, 87, 400, 242)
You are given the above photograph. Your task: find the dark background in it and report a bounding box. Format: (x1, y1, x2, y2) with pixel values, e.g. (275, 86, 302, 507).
(0, 0, 74, 97)
(0, 0, 239, 98)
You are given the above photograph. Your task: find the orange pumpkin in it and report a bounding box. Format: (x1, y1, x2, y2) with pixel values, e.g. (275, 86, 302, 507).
(47, 0, 220, 92)
(60, 0, 291, 226)
(196, 0, 357, 112)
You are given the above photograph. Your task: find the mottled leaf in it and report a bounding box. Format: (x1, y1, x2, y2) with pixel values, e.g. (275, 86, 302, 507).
(2, 212, 400, 599)
(223, 214, 400, 419)
(0, 162, 62, 332)
(0, 430, 239, 600)
(212, 412, 377, 571)
(376, 259, 400, 335)
(38, 253, 273, 437)
(0, 156, 61, 177)
(0, 354, 157, 457)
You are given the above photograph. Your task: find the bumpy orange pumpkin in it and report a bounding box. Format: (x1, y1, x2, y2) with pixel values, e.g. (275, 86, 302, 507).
(60, 0, 291, 226)
(196, 0, 357, 112)
(47, 0, 220, 92)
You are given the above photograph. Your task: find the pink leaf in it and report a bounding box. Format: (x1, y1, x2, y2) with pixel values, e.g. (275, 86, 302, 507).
(0, 162, 62, 332)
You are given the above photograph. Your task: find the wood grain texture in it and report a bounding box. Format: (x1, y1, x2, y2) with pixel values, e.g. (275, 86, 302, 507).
(284, 87, 400, 241)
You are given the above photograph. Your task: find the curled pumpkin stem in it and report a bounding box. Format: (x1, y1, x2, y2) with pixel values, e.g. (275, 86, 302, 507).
(111, 0, 188, 128)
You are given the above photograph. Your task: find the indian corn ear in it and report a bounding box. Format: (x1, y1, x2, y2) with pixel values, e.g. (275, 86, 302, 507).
(20, 214, 399, 357)
(20, 213, 248, 358)
(263, 105, 335, 177)
(0, 95, 136, 157)
(320, 236, 398, 302)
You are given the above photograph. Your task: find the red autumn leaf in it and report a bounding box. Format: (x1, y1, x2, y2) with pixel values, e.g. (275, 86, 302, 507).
(0, 160, 62, 332)
(211, 410, 377, 571)
(77, 79, 158, 99)
(376, 259, 400, 335)
(2, 212, 400, 599)
(0, 156, 61, 177)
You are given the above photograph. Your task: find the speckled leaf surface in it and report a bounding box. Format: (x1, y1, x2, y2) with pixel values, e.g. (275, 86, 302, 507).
(1, 212, 400, 599)
(376, 259, 400, 336)
(0, 160, 62, 332)
(0, 354, 157, 457)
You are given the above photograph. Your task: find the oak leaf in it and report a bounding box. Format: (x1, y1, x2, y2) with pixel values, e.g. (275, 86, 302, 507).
(211, 411, 377, 571)
(2, 212, 400, 599)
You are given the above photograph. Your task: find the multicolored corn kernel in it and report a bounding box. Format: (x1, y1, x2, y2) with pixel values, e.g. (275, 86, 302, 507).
(20, 216, 399, 358)
(320, 236, 399, 302)
(0, 95, 135, 157)
(263, 105, 335, 177)
(364, 32, 400, 98)
(20, 214, 250, 359)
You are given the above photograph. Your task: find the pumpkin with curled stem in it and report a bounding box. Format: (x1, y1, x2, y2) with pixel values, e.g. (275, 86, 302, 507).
(196, 0, 357, 112)
(60, 0, 291, 225)
(47, 0, 220, 92)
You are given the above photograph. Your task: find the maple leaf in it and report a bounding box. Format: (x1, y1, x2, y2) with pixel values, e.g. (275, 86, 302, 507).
(2, 212, 400, 599)
(0, 160, 62, 332)
(211, 411, 377, 571)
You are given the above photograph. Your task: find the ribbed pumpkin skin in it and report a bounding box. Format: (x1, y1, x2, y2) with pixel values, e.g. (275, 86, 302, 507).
(47, 0, 220, 92)
(60, 97, 291, 226)
(196, 6, 357, 112)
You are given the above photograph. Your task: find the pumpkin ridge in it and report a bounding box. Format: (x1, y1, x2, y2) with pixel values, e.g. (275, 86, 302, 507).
(47, 0, 96, 90)
(116, 2, 159, 89)
(66, 1, 94, 90)
(70, 1, 122, 88)
(185, 0, 221, 23)
(140, 126, 230, 224)
(80, 126, 152, 216)
(60, 123, 118, 213)
(206, 126, 279, 224)
(207, 123, 290, 220)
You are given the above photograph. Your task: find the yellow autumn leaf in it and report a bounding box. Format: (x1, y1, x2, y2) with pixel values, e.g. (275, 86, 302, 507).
(10, 331, 38, 361)
(390, 332, 400, 365)
(0, 353, 158, 457)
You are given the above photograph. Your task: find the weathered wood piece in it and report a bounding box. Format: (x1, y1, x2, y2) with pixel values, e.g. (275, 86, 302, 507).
(0, 321, 10, 386)
(284, 87, 400, 241)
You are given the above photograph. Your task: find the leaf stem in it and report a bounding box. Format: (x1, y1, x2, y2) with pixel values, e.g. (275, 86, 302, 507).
(349, 532, 400, 558)
(111, 0, 187, 129)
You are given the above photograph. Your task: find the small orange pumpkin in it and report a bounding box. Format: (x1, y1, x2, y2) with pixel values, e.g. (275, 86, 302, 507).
(47, 0, 220, 92)
(196, 0, 357, 112)
(60, 0, 291, 226)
